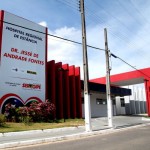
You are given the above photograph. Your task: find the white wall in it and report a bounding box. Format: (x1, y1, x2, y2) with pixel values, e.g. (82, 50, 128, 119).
(82, 92, 116, 118)
(91, 93, 107, 117)
(82, 84, 147, 118)
(117, 85, 147, 115)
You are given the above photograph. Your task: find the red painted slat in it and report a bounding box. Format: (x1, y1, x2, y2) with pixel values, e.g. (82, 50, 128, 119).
(75, 67, 82, 118)
(55, 62, 63, 119)
(62, 64, 70, 118)
(47, 60, 56, 118)
(69, 65, 76, 118)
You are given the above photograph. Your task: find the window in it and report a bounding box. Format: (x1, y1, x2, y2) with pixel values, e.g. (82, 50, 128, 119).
(120, 98, 125, 107)
(96, 99, 107, 105)
(112, 99, 116, 105)
(111, 97, 116, 105)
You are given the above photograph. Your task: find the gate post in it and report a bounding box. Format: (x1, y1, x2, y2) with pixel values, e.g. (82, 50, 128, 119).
(144, 79, 150, 116)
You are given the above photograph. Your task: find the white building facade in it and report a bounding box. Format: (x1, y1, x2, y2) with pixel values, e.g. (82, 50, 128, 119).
(115, 85, 147, 115)
(82, 84, 147, 118)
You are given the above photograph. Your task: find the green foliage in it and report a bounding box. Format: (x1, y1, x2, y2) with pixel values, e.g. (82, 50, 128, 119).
(21, 116, 33, 126)
(4, 103, 19, 122)
(0, 114, 6, 127)
(3, 100, 56, 123)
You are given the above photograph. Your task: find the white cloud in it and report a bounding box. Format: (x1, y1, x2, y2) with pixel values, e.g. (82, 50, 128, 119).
(38, 21, 48, 27)
(46, 6, 150, 80)
(48, 27, 83, 75)
(46, 25, 106, 80)
(47, 23, 150, 80)
(46, 1, 150, 87)
(108, 20, 150, 72)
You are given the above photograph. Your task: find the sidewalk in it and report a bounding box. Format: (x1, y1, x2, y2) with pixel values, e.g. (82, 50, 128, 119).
(0, 115, 150, 149)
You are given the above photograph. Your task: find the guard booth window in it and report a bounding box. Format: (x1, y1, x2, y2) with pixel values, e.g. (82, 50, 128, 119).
(120, 98, 125, 107)
(96, 99, 107, 105)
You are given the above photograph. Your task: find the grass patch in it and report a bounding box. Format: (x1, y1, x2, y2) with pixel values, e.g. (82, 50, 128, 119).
(0, 119, 84, 133)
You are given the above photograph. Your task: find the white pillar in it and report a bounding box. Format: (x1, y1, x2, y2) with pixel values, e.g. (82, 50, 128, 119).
(107, 96, 113, 127)
(84, 93, 92, 132)
(137, 87, 141, 114)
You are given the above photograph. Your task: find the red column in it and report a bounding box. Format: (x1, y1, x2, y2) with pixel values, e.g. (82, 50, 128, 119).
(62, 64, 70, 118)
(0, 10, 4, 64)
(144, 79, 150, 116)
(45, 27, 48, 100)
(47, 60, 56, 118)
(69, 65, 76, 118)
(75, 67, 82, 118)
(55, 62, 63, 119)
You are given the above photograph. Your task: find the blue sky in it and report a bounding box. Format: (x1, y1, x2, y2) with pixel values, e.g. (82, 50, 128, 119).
(1, 0, 150, 80)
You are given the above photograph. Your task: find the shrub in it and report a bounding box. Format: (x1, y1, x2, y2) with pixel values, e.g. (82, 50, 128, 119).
(17, 106, 32, 124)
(18, 100, 56, 122)
(4, 103, 19, 122)
(3, 100, 56, 123)
(0, 114, 6, 127)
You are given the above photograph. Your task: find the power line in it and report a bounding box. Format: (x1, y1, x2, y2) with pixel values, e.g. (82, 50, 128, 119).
(57, 0, 150, 61)
(56, 0, 78, 10)
(1, 20, 150, 79)
(130, 0, 150, 25)
(84, 3, 140, 49)
(1, 20, 105, 52)
(111, 53, 150, 79)
(82, 2, 141, 52)
(87, 0, 150, 56)
(116, 0, 143, 27)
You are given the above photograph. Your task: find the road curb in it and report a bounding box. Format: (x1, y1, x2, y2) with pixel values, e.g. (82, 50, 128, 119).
(0, 128, 113, 149)
(1, 123, 150, 149)
(0, 126, 84, 137)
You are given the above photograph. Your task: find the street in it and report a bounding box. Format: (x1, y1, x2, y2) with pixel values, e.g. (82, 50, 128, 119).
(13, 125, 150, 150)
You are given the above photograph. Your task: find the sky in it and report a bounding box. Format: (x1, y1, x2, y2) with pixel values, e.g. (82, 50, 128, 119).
(1, 0, 150, 82)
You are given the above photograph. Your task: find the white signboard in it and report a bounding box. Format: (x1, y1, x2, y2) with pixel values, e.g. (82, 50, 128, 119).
(0, 11, 47, 112)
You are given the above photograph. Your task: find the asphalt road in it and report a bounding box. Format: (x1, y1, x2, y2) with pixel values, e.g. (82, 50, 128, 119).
(12, 125, 150, 150)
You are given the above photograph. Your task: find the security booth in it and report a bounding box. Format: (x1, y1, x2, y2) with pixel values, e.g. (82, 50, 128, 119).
(81, 81, 131, 118)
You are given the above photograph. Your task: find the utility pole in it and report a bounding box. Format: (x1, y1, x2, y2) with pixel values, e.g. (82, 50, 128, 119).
(79, 0, 92, 132)
(104, 28, 113, 127)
